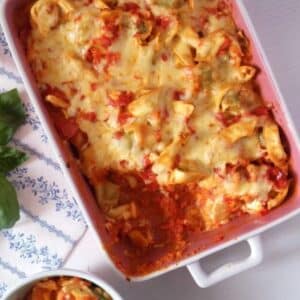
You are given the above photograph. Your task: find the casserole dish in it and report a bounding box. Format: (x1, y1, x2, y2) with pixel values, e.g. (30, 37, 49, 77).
(1, 0, 300, 287)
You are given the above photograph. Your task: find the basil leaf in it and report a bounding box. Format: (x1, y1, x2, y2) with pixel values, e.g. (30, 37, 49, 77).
(0, 146, 27, 174)
(0, 89, 26, 145)
(0, 174, 20, 229)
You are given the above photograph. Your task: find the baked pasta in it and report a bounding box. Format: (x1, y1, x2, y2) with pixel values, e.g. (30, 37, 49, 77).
(24, 0, 290, 275)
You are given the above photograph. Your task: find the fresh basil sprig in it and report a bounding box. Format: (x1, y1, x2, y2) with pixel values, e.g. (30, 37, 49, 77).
(0, 174, 20, 229)
(0, 145, 27, 174)
(0, 89, 27, 229)
(0, 89, 26, 145)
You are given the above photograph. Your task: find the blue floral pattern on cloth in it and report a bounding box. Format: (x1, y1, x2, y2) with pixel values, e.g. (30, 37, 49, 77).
(12, 139, 61, 170)
(0, 283, 8, 299)
(0, 30, 10, 56)
(9, 167, 84, 222)
(1, 230, 63, 269)
(0, 26, 87, 299)
(23, 102, 48, 143)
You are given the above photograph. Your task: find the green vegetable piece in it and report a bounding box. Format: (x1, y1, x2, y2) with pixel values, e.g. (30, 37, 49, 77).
(0, 89, 26, 145)
(93, 287, 110, 300)
(0, 146, 27, 174)
(0, 174, 20, 229)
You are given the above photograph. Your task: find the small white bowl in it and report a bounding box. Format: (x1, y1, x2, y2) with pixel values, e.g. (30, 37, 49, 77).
(3, 269, 123, 300)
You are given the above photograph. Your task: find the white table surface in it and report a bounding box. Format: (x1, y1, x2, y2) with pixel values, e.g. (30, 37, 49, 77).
(66, 1, 300, 299)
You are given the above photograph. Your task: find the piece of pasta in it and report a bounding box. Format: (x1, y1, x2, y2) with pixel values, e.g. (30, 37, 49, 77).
(31, 0, 74, 34)
(267, 185, 289, 210)
(263, 121, 287, 168)
(127, 90, 159, 117)
(173, 38, 194, 66)
(95, 180, 120, 212)
(46, 94, 69, 108)
(169, 168, 206, 184)
(196, 31, 229, 62)
(201, 197, 230, 230)
(221, 118, 257, 144)
(172, 101, 194, 117)
(93, 0, 110, 9)
(128, 229, 153, 248)
(234, 66, 256, 82)
(108, 202, 138, 220)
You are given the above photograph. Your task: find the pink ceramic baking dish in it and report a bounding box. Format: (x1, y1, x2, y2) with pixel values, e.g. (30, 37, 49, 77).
(1, 0, 300, 288)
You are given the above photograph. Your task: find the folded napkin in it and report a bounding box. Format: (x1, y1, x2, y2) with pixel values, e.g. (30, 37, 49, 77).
(0, 26, 87, 298)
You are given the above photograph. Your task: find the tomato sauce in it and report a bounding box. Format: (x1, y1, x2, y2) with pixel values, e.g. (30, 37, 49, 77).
(267, 166, 288, 189)
(216, 112, 241, 127)
(79, 111, 97, 122)
(47, 105, 79, 139)
(156, 16, 170, 30)
(250, 106, 270, 117)
(109, 91, 135, 107)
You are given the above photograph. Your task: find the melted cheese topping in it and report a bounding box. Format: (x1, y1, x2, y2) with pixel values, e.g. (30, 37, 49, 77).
(26, 0, 290, 275)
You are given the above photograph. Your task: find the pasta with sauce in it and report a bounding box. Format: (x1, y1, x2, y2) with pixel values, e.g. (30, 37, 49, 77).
(25, 277, 112, 300)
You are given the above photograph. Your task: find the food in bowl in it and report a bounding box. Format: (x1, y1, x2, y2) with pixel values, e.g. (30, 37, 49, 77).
(19, 0, 291, 276)
(24, 276, 112, 300)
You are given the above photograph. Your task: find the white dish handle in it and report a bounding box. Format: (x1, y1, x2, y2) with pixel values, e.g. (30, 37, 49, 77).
(187, 236, 263, 288)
